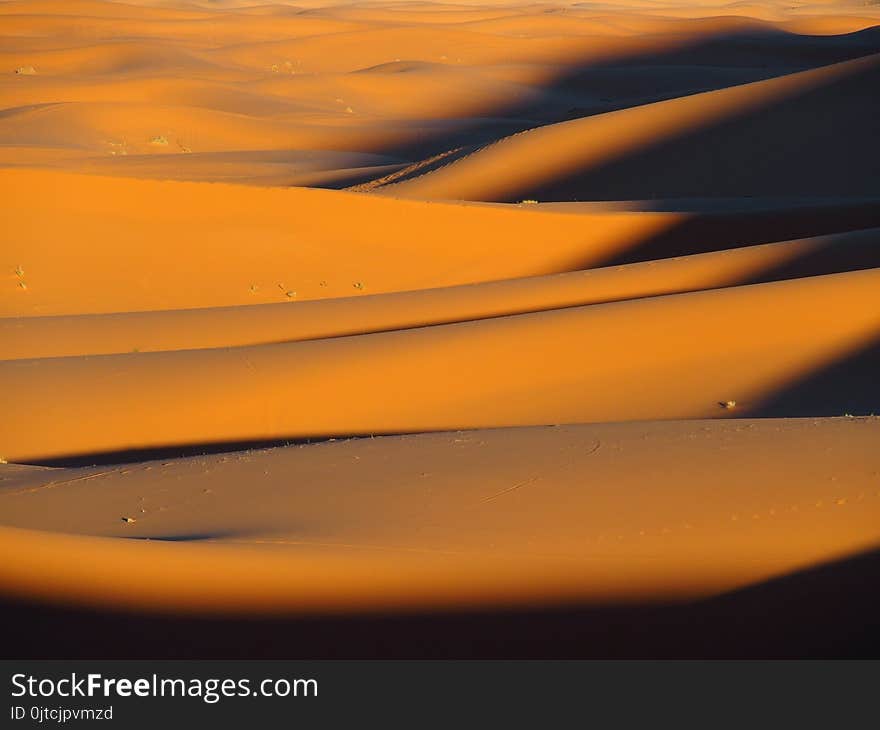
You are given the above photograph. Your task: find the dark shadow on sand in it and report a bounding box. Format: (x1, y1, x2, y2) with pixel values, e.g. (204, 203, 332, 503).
(2, 544, 878, 658)
(318, 25, 880, 187)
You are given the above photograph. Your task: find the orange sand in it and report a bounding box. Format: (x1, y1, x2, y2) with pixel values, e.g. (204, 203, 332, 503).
(1, 418, 879, 614)
(1, 0, 879, 654)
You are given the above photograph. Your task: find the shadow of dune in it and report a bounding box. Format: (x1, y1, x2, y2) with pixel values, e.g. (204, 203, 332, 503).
(741, 228, 880, 284)
(445, 46, 880, 205)
(326, 24, 880, 182)
(122, 531, 249, 543)
(23, 435, 387, 469)
(752, 336, 880, 418)
(2, 545, 878, 658)
(336, 24, 880, 283)
(594, 202, 880, 267)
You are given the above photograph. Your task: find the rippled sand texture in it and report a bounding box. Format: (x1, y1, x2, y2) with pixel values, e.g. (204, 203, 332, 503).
(1, 0, 879, 657)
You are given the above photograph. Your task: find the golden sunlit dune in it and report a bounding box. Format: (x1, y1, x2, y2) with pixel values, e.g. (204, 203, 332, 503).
(1, 418, 879, 614)
(3, 227, 877, 360)
(1, 0, 879, 657)
(3, 267, 880, 463)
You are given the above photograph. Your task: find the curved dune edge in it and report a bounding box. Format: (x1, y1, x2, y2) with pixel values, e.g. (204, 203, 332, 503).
(1, 418, 879, 616)
(3, 227, 878, 361)
(0, 167, 674, 317)
(1, 268, 878, 464)
(380, 52, 880, 201)
(4, 171, 880, 318)
(2, 417, 880, 615)
(0, 524, 748, 615)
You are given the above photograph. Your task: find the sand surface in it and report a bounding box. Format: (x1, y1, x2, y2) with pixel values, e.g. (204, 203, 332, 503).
(1, 0, 879, 656)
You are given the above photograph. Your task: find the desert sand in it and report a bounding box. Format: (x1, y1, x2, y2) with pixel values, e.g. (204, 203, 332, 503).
(1, 0, 879, 657)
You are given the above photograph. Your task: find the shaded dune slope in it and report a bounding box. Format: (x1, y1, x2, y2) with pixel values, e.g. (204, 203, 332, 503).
(380, 52, 880, 201)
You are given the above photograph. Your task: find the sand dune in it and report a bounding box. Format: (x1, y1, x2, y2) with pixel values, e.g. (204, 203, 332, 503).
(3, 227, 879, 360)
(1, 418, 879, 614)
(1, 0, 879, 657)
(2, 268, 878, 464)
(5, 168, 879, 317)
(381, 52, 880, 201)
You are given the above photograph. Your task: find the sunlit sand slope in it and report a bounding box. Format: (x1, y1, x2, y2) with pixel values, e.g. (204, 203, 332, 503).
(1, 418, 878, 614)
(3, 227, 878, 360)
(2, 268, 878, 464)
(4, 169, 879, 317)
